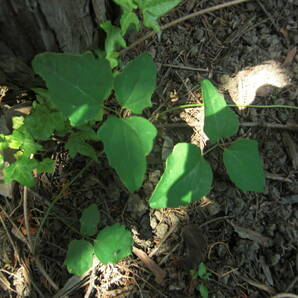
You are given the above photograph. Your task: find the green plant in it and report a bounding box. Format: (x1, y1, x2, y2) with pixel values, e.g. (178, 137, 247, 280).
(191, 263, 212, 298)
(64, 204, 133, 275)
(0, 0, 294, 275)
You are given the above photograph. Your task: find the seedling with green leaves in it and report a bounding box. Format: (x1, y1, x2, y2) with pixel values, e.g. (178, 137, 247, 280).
(191, 263, 212, 298)
(0, 0, 271, 275)
(65, 204, 133, 275)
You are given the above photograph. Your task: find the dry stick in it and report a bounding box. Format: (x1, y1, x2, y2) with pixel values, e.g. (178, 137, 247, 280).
(120, 0, 253, 55)
(23, 186, 33, 252)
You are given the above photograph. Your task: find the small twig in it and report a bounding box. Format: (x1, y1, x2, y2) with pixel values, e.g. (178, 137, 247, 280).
(161, 63, 208, 72)
(271, 294, 298, 298)
(286, 275, 298, 292)
(149, 221, 178, 257)
(199, 215, 235, 229)
(240, 121, 298, 132)
(23, 186, 33, 253)
(34, 256, 59, 291)
(121, 0, 253, 54)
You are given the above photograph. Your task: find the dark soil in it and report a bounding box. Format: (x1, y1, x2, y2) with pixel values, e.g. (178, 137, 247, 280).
(1, 0, 298, 297)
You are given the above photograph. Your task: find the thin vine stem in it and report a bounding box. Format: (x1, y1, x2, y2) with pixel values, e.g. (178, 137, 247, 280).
(155, 103, 298, 118)
(120, 0, 253, 55)
(203, 143, 219, 156)
(33, 158, 94, 254)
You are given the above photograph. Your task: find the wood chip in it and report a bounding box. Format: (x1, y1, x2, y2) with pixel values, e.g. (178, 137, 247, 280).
(132, 246, 166, 285)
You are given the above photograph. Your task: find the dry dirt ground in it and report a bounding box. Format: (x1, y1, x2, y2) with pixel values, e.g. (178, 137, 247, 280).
(1, 0, 298, 297)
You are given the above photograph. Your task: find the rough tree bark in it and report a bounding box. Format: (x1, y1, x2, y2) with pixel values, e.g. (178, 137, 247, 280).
(0, 0, 111, 88)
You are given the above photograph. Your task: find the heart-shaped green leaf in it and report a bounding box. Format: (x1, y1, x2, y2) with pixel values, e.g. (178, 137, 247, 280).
(202, 79, 239, 143)
(114, 53, 156, 114)
(65, 240, 94, 275)
(80, 204, 100, 237)
(149, 143, 213, 208)
(94, 224, 132, 264)
(98, 116, 157, 192)
(32, 52, 113, 126)
(223, 138, 265, 192)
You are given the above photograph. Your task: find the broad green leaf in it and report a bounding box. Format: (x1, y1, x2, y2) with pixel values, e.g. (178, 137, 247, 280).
(100, 21, 126, 67)
(94, 224, 132, 264)
(36, 158, 55, 174)
(112, 0, 137, 12)
(5, 127, 41, 156)
(149, 143, 213, 208)
(3, 158, 38, 187)
(120, 12, 140, 35)
(32, 52, 113, 126)
(80, 204, 100, 237)
(98, 116, 157, 192)
(223, 139, 265, 192)
(202, 79, 239, 143)
(136, 0, 182, 32)
(25, 103, 66, 140)
(198, 283, 209, 298)
(12, 116, 24, 130)
(65, 127, 99, 161)
(65, 240, 94, 275)
(114, 53, 156, 114)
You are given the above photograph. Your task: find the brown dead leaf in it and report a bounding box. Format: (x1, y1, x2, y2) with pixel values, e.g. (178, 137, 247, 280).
(282, 47, 297, 67)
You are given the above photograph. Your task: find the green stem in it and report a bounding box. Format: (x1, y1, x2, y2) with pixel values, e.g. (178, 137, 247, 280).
(33, 159, 94, 254)
(203, 143, 219, 156)
(155, 103, 298, 118)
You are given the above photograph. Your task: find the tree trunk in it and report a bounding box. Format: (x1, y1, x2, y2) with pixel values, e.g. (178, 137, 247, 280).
(0, 0, 111, 89)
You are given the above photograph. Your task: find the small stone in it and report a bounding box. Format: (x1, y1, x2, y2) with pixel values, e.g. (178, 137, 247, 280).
(154, 210, 163, 222)
(155, 223, 168, 238)
(150, 216, 157, 229)
(127, 194, 148, 219)
(168, 213, 180, 225)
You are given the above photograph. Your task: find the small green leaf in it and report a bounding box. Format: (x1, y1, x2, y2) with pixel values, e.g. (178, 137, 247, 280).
(32, 52, 113, 126)
(223, 139, 265, 192)
(25, 103, 66, 140)
(3, 158, 38, 187)
(0, 153, 3, 167)
(36, 158, 55, 174)
(98, 116, 157, 192)
(198, 263, 207, 277)
(202, 79, 239, 143)
(149, 143, 213, 208)
(65, 127, 99, 161)
(198, 283, 209, 298)
(80, 204, 100, 237)
(94, 224, 132, 264)
(0, 134, 8, 150)
(114, 53, 156, 114)
(5, 127, 42, 156)
(136, 0, 182, 32)
(100, 21, 126, 67)
(112, 0, 137, 12)
(12, 116, 24, 130)
(65, 240, 94, 275)
(120, 12, 140, 35)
